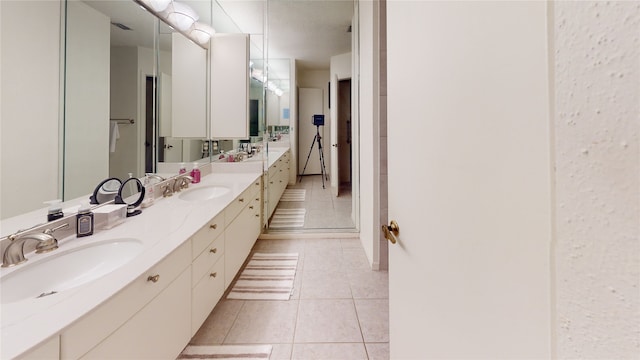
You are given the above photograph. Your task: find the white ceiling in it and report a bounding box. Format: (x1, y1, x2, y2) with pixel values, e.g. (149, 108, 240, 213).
(218, 0, 354, 71)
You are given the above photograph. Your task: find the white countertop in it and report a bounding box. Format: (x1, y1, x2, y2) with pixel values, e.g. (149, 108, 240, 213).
(0, 169, 262, 359)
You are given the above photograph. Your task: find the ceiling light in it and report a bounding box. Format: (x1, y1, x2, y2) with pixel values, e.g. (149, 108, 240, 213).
(190, 22, 216, 45)
(163, 2, 198, 32)
(140, 0, 171, 12)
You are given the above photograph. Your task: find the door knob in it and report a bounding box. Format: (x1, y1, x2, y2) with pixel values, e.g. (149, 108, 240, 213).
(382, 220, 399, 244)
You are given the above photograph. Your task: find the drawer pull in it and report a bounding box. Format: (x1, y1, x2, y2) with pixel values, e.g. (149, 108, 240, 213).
(255, 198, 259, 201)
(210, 224, 218, 230)
(210, 248, 218, 254)
(270, 181, 274, 184)
(147, 274, 160, 283)
(249, 205, 254, 209)
(255, 182, 259, 186)
(239, 198, 245, 202)
(255, 214, 259, 218)
(210, 272, 217, 278)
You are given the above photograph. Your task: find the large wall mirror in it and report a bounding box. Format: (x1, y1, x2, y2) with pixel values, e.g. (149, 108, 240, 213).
(64, 0, 213, 200)
(0, 0, 265, 223)
(65, 0, 266, 198)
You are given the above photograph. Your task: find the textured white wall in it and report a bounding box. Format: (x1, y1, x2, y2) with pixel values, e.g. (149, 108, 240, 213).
(554, 1, 640, 358)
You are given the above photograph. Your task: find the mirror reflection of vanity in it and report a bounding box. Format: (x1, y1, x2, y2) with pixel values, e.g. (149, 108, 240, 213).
(1, 0, 273, 224)
(65, 0, 212, 199)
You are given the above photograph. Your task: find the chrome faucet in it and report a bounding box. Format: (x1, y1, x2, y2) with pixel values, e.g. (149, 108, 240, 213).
(173, 174, 193, 192)
(145, 173, 166, 183)
(2, 223, 69, 267)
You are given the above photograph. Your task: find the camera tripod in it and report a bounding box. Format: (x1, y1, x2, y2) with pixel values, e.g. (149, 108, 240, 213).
(299, 125, 328, 188)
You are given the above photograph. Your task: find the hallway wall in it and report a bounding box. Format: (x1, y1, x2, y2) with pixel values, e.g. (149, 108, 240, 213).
(553, 2, 640, 357)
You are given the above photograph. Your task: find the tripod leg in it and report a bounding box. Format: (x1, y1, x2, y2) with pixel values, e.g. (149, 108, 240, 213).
(299, 134, 318, 182)
(316, 131, 328, 189)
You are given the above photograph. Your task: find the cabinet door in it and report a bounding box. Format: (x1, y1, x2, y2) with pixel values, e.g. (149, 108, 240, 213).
(80, 269, 191, 359)
(225, 206, 256, 289)
(172, 33, 207, 137)
(18, 336, 59, 360)
(192, 258, 225, 335)
(210, 33, 249, 139)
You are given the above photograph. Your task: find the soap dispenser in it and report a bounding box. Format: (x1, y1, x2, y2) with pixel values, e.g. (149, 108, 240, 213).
(190, 163, 201, 184)
(45, 200, 64, 222)
(179, 162, 187, 174)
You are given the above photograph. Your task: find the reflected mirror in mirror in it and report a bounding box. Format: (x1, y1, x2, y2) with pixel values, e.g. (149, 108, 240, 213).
(90, 178, 122, 205)
(114, 177, 145, 217)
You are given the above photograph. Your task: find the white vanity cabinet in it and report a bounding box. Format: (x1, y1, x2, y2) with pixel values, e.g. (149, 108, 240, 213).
(11, 175, 265, 360)
(224, 178, 262, 288)
(266, 150, 291, 219)
(60, 241, 191, 359)
(18, 336, 59, 360)
(191, 213, 225, 336)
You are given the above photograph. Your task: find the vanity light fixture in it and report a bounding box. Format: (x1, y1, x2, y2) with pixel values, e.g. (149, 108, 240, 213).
(134, 0, 212, 49)
(190, 22, 216, 45)
(162, 1, 199, 32)
(139, 0, 172, 12)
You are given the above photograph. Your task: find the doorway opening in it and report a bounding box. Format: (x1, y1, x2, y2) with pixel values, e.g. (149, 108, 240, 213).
(338, 79, 352, 195)
(145, 76, 155, 174)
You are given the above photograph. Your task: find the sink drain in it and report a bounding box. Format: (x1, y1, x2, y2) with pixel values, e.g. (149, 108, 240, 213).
(36, 291, 58, 299)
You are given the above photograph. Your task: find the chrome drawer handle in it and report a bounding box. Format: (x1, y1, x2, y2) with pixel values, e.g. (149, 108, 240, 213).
(147, 274, 160, 283)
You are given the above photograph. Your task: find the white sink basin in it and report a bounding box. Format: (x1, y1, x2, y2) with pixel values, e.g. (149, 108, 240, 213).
(0, 238, 143, 304)
(179, 185, 231, 201)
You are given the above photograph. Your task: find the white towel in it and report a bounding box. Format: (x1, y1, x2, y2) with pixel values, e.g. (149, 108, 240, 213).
(109, 122, 120, 153)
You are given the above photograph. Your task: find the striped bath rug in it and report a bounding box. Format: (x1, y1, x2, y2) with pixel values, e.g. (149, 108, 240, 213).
(227, 253, 299, 300)
(269, 208, 306, 228)
(177, 345, 272, 359)
(280, 189, 306, 201)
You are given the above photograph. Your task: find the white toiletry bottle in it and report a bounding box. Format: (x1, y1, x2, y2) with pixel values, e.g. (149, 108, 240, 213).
(141, 175, 155, 208)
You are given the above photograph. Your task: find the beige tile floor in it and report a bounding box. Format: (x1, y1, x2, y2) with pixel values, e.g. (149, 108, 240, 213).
(270, 175, 356, 230)
(190, 238, 389, 360)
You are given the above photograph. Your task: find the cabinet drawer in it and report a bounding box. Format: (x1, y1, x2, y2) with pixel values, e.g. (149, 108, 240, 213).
(225, 181, 258, 226)
(192, 232, 224, 287)
(61, 241, 191, 359)
(192, 212, 224, 259)
(191, 258, 225, 335)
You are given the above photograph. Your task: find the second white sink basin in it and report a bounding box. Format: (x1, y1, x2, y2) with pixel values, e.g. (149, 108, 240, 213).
(0, 238, 143, 304)
(179, 185, 231, 201)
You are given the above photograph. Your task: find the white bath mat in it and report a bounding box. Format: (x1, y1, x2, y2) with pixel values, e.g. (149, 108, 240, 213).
(177, 344, 272, 359)
(280, 189, 306, 201)
(269, 208, 306, 228)
(227, 253, 299, 300)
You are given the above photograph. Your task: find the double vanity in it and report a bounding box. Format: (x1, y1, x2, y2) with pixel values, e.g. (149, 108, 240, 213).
(0, 149, 290, 359)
